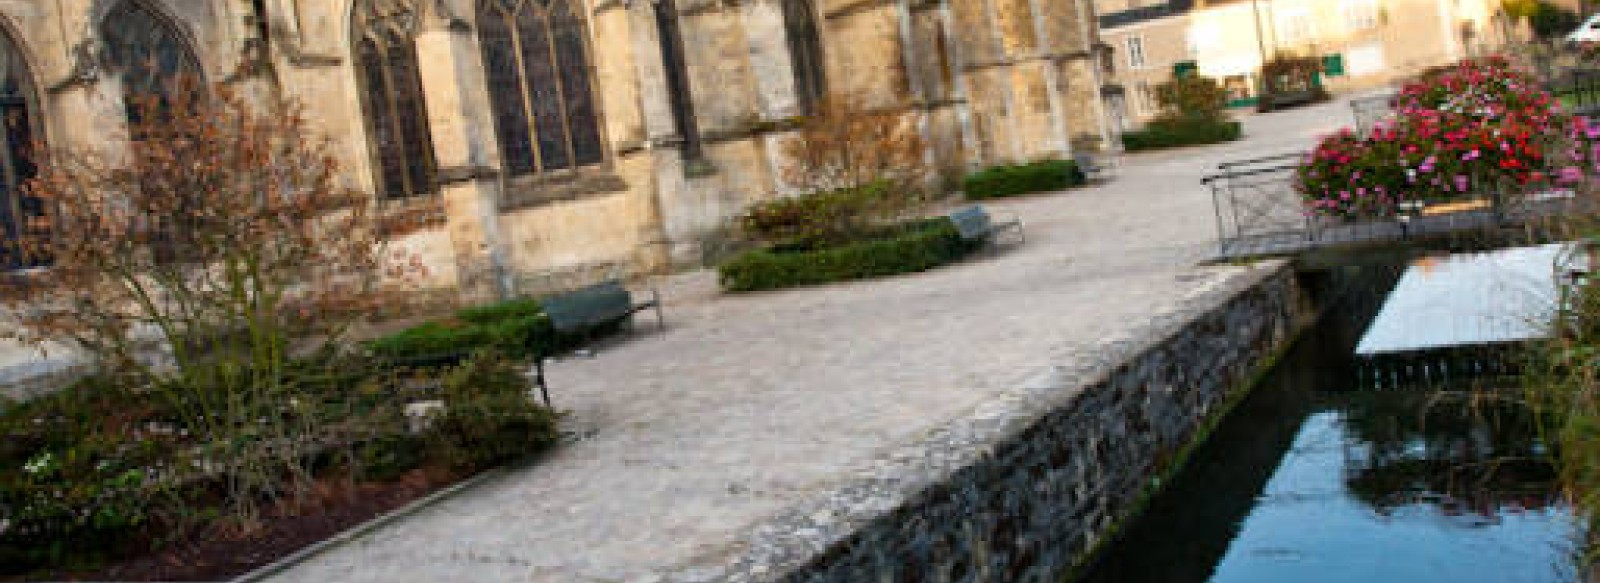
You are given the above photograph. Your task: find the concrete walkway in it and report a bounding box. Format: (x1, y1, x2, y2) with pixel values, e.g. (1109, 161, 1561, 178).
(263, 102, 1350, 583)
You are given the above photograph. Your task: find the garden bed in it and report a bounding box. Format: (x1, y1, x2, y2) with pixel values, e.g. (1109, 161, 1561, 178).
(718, 218, 980, 292)
(0, 353, 560, 582)
(12, 466, 466, 582)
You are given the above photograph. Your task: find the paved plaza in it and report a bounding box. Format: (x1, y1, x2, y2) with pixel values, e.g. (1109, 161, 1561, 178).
(5, 100, 1355, 582)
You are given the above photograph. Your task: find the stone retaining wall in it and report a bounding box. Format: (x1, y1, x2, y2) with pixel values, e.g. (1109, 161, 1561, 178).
(673, 261, 1311, 583)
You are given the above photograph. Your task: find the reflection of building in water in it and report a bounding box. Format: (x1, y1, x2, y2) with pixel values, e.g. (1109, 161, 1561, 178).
(1095, 0, 1515, 126)
(0, 0, 1118, 301)
(1338, 391, 1559, 518)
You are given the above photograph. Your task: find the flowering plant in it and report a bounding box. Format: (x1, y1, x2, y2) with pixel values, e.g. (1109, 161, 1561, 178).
(1297, 57, 1579, 217)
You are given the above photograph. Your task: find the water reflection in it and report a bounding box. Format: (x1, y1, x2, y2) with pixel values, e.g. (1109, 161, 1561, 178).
(1340, 391, 1559, 518)
(1077, 259, 1579, 583)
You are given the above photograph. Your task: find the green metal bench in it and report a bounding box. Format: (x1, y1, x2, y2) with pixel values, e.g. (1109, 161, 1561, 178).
(383, 281, 663, 408)
(540, 279, 663, 335)
(948, 205, 1024, 246)
(1073, 151, 1111, 182)
(529, 280, 663, 406)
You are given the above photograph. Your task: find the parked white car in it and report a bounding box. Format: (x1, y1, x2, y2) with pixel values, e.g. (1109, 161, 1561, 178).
(1570, 13, 1600, 42)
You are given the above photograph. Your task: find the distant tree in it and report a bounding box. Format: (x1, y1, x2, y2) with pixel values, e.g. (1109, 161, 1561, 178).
(1503, 0, 1581, 39)
(1154, 75, 1229, 123)
(1259, 53, 1326, 95)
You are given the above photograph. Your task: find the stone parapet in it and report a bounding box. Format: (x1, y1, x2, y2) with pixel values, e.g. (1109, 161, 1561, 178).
(666, 260, 1310, 583)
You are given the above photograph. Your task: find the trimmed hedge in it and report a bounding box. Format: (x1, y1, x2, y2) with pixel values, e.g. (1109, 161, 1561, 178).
(718, 218, 980, 292)
(368, 298, 572, 362)
(962, 159, 1086, 200)
(1121, 118, 1242, 151)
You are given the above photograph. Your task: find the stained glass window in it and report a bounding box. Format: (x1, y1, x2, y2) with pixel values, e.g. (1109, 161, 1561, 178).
(477, 0, 605, 176)
(100, 0, 202, 124)
(783, 0, 826, 114)
(354, 0, 438, 199)
(0, 29, 39, 270)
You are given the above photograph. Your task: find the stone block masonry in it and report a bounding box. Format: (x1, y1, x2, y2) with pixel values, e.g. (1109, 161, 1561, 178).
(675, 261, 1311, 583)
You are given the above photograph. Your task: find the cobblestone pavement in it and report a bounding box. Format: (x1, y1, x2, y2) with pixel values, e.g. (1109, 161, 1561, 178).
(276, 102, 1348, 582)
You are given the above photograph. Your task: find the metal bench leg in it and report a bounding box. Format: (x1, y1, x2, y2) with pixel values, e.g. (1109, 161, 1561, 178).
(653, 290, 665, 331)
(533, 356, 553, 408)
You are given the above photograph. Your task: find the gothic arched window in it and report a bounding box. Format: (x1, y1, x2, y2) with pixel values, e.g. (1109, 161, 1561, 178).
(783, 0, 826, 114)
(0, 29, 40, 270)
(99, 0, 202, 124)
(354, 0, 438, 200)
(476, 0, 605, 176)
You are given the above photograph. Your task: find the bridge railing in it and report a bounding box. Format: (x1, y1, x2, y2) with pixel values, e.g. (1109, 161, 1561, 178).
(1201, 152, 1574, 260)
(1203, 154, 1313, 257)
(1551, 68, 1600, 118)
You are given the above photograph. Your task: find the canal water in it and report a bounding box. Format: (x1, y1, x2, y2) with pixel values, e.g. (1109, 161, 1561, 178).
(1078, 256, 1582, 583)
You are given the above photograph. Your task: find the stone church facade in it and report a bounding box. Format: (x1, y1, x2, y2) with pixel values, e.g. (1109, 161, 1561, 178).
(0, 0, 1113, 300)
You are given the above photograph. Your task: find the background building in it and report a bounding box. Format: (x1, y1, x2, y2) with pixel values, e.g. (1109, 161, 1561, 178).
(1098, 0, 1514, 126)
(0, 0, 1116, 301)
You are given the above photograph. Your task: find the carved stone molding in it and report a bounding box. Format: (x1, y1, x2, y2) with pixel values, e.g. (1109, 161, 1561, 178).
(48, 40, 104, 94)
(499, 170, 629, 211)
(436, 164, 502, 186)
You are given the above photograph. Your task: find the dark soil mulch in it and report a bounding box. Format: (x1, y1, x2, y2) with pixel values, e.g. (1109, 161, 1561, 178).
(12, 467, 469, 582)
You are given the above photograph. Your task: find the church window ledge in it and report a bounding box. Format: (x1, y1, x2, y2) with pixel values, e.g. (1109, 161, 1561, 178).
(499, 169, 629, 212)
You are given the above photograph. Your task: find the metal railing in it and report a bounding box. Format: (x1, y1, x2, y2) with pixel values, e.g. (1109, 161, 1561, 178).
(1553, 68, 1600, 117)
(1203, 154, 1313, 257)
(1200, 152, 1565, 260)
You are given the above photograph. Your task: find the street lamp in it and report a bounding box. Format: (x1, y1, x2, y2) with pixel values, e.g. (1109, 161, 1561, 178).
(1252, 0, 1270, 97)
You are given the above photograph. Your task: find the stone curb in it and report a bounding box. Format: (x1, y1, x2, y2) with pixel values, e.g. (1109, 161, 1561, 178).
(229, 466, 511, 583)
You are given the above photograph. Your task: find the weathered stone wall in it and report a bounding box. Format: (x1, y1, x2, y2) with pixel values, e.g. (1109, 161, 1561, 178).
(0, 0, 1114, 299)
(676, 262, 1311, 583)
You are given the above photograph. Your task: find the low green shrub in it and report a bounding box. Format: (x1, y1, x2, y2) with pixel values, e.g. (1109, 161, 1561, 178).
(718, 218, 978, 292)
(0, 378, 178, 570)
(962, 159, 1086, 200)
(367, 321, 495, 359)
(455, 297, 543, 325)
(355, 433, 427, 481)
(429, 354, 561, 470)
(0, 352, 558, 576)
(1121, 118, 1242, 151)
(367, 298, 565, 362)
(738, 181, 910, 249)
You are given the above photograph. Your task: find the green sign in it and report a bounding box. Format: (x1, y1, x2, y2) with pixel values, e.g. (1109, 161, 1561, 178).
(1323, 54, 1346, 77)
(1173, 60, 1198, 78)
